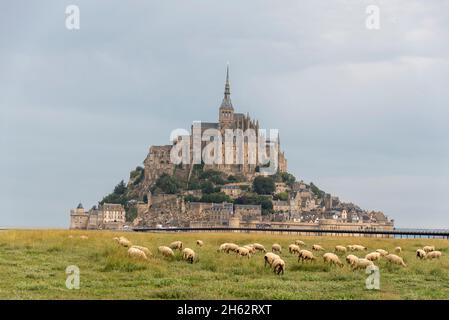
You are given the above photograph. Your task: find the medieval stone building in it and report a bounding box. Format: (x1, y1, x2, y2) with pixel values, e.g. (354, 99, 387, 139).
(69, 203, 126, 230)
(142, 65, 288, 189)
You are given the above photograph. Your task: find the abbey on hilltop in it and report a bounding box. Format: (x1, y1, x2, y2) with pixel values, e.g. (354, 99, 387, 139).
(142, 64, 288, 192)
(70, 65, 394, 235)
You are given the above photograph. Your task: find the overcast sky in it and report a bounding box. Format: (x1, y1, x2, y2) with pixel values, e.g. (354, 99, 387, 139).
(1, 1, 448, 228)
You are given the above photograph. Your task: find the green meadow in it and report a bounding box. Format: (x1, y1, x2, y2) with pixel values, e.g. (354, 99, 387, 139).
(0, 229, 448, 299)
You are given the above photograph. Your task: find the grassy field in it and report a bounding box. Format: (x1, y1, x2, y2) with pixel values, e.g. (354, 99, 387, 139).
(0, 229, 448, 300)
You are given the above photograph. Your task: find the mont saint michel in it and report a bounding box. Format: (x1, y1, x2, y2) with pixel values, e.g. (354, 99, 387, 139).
(70, 67, 394, 234)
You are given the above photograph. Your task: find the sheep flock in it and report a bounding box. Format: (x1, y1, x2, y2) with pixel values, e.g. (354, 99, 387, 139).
(102, 235, 446, 278)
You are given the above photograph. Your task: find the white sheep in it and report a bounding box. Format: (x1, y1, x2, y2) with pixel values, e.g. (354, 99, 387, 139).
(365, 252, 381, 262)
(225, 243, 239, 253)
(236, 247, 251, 258)
(128, 247, 148, 260)
(295, 240, 305, 246)
(312, 244, 324, 251)
(80, 235, 89, 240)
(394, 246, 402, 254)
(416, 249, 426, 259)
(352, 245, 367, 251)
(118, 236, 132, 247)
(182, 248, 197, 263)
(426, 251, 442, 260)
(158, 246, 175, 258)
(323, 253, 344, 267)
(196, 240, 204, 247)
(131, 245, 152, 257)
(264, 252, 280, 267)
(345, 254, 359, 267)
(335, 245, 347, 254)
(218, 243, 229, 252)
(288, 244, 301, 255)
(169, 241, 183, 251)
(423, 246, 435, 253)
(272, 258, 285, 275)
(375, 249, 388, 256)
(272, 243, 282, 254)
(252, 243, 267, 253)
(352, 258, 374, 270)
(243, 245, 256, 254)
(298, 249, 315, 262)
(385, 254, 407, 267)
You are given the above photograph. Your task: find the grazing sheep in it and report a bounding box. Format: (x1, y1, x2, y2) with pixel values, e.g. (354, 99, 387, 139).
(252, 243, 267, 253)
(182, 248, 197, 263)
(225, 243, 239, 253)
(128, 247, 148, 260)
(218, 243, 229, 252)
(288, 244, 301, 255)
(385, 254, 407, 267)
(169, 241, 183, 251)
(272, 243, 282, 254)
(365, 252, 381, 262)
(416, 249, 426, 259)
(352, 258, 374, 270)
(196, 240, 204, 247)
(375, 249, 388, 257)
(112, 237, 119, 242)
(323, 253, 344, 267)
(423, 246, 435, 253)
(158, 246, 175, 258)
(426, 251, 442, 260)
(264, 252, 280, 267)
(394, 246, 402, 254)
(345, 254, 359, 267)
(352, 245, 367, 251)
(131, 245, 152, 257)
(243, 245, 256, 254)
(298, 249, 315, 263)
(272, 258, 285, 275)
(347, 245, 355, 251)
(80, 235, 89, 240)
(68, 235, 74, 239)
(335, 245, 347, 254)
(236, 247, 251, 259)
(295, 240, 305, 246)
(118, 236, 132, 248)
(217, 243, 238, 253)
(312, 244, 324, 251)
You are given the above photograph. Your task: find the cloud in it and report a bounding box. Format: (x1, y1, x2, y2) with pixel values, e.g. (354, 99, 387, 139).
(1, 0, 448, 228)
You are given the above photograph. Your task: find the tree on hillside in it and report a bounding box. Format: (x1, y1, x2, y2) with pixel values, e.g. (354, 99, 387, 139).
(252, 176, 275, 195)
(234, 193, 273, 215)
(100, 180, 128, 205)
(114, 180, 127, 195)
(154, 173, 179, 194)
(310, 182, 324, 198)
(279, 172, 296, 186)
(273, 192, 288, 201)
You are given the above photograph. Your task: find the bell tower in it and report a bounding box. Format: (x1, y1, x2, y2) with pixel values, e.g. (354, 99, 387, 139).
(219, 64, 234, 129)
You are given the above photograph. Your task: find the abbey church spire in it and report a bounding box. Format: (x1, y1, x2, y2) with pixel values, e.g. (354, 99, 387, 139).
(220, 63, 233, 110)
(219, 63, 234, 128)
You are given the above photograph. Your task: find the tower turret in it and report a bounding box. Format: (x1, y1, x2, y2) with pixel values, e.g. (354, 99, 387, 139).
(219, 63, 234, 129)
